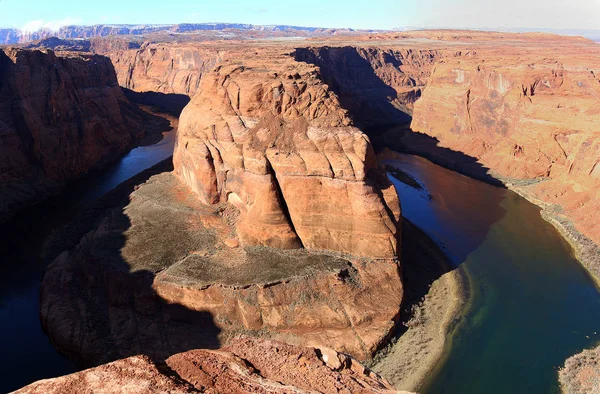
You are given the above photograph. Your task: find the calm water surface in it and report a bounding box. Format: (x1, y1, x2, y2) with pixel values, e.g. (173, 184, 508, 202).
(0, 129, 175, 393)
(383, 153, 600, 394)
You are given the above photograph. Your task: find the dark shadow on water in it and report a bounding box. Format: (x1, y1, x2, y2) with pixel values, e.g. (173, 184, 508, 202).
(371, 124, 505, 187)
(395, 218, 454, 338)
(41, 158, 221, 369)
(123, 88, 191, 116)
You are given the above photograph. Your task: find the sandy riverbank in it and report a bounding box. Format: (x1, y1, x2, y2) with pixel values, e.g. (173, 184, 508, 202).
(368, 219, 470, 392)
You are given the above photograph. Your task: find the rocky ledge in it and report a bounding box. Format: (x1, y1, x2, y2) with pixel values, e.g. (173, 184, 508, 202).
(14, 337, 410, 394)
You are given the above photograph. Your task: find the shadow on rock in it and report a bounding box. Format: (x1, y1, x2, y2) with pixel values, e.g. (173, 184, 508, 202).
(40, 158, 221, 368)
(294, 47, 503, 187)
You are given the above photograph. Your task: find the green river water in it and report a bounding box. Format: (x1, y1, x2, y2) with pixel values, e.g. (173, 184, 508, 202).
(384, 153, 600, 394)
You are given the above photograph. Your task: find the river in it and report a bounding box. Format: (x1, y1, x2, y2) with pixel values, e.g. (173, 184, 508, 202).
(0, 124, 176, 393)
(383, 153, 600, 393)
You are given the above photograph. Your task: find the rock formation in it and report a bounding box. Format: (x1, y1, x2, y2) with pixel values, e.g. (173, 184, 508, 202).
(0, 48, 151, 223)
(14, 337, 406, 394)
(173, 48, 401, 257)
(41, 169, 402, 366)
(39, 38, 403, 375)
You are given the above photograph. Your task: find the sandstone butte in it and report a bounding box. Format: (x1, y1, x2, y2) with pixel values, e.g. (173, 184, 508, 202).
(14, 336, 412, 394)
(0, 48, 160, 223)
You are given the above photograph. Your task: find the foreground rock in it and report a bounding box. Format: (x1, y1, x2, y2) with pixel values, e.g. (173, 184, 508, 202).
(0, 48, 153, 223)
(14, 337, 407, 394)
(41, 170, 403, 366)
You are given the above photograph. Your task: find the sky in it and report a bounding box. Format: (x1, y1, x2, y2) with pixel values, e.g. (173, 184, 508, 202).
(0, 0, 599, 32)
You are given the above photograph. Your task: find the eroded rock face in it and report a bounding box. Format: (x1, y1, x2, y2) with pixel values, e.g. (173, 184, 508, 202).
(294, 46, 443, 125)
(14, 337, 404, 394)
(0, 48, 147, 222)
(108, 43, 220, 96)
(409, 35, 600, 245)
(173, 54, 401, 258)
(41, 172, 403, 366)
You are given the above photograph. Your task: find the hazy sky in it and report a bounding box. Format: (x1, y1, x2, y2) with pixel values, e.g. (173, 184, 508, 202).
(1, 0, 599, 31)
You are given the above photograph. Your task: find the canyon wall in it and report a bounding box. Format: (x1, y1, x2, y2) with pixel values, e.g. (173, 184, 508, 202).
(409, 36, 600, 246)
(294, 46, 443, 125)
(107, 43, 220, 96)
(0, 48, 148, 223)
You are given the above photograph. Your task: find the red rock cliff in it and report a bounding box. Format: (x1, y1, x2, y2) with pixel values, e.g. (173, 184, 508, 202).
(0, 48, 146, 222)
(409, 35, 600, 245)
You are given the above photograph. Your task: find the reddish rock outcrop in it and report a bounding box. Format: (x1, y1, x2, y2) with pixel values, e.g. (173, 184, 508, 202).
(560, 345, 600, 394)
(173, 49, 401, 258)
(0, 48, 149, 222)
(14, 337, 405, 394)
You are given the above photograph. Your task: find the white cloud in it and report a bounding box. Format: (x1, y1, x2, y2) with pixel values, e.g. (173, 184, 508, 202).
(20, 17, 82, 33)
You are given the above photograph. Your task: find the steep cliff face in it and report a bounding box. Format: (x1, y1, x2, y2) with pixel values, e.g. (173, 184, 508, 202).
(107, 43, 220, 96)
(294, 46, 443, 125)
(173, 50, 401, 258)
(0, 48, 147, 222)
(410, 38, 600, 245)
(15, 337, 403, 394)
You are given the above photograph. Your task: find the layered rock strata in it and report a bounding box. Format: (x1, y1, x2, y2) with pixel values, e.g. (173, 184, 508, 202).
(0, 48, 148, 222)
(14, 337, 405, 394)
(173, 52, 401, 258)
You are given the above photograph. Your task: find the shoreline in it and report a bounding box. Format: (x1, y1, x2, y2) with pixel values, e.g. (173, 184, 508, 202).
(381, 143, 600, 392)
(378, 144, 600, 392)
(368, 219, 471, 392)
